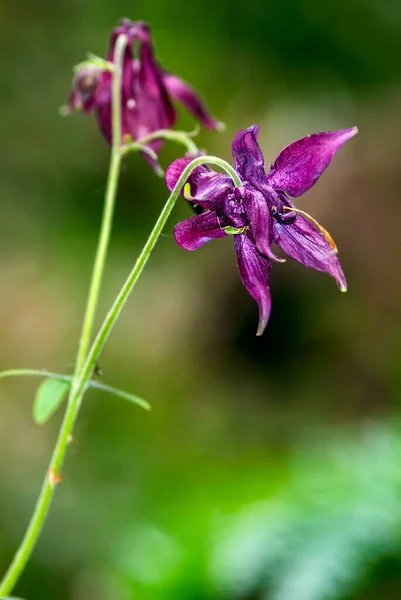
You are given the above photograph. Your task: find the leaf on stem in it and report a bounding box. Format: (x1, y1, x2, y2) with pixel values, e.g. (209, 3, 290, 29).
(87, 380, 151, 411)
(0, 368, 151, 413)
(33, 378, 70, 425)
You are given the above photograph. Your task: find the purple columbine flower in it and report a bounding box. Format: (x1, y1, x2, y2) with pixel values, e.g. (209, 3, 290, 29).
(166, 125, 357, 335)
(67, 19, 221, 169)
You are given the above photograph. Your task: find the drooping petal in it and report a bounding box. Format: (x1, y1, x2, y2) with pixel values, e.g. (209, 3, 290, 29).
(135, 25, 176, 126)
(267, 127, 358, 197)
(118, 23, 176, 147)
(174, 211, 227, 251)
(273, 214, 347, 291)
(165, 159, 233, 207)
(166, 158, 192, 190)
(95, 94, 112, 142)
(107, 20, 136, 101)
(235, 233, 272, 335)
(231, 125, 266, 185)
(162, 72, 222, 130)
(67, 65, 112, 127)
(241, 188, 283, 262)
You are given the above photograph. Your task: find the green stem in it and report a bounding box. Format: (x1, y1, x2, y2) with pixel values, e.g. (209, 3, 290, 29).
(62, 156, 242, 405)
(0, 134, 240, 595)
(74, 36, 126, 376)
(0, 33, 128, 597)
(123, 127, 199, 155)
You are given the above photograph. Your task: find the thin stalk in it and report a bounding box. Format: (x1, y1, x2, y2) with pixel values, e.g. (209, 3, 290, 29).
(0, 33, 128, 596)
(63, 156, 242, 405)
(123, 128, 199, 155)
(0, 136, 240, 595)
(74, 36, 126, 376)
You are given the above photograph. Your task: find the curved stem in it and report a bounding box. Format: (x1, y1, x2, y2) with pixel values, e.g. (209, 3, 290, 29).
(0, 147, 239, 595)
(0, 33, 128, 597)
(123, 127, 199, 156)
(62, 155, 242, 404)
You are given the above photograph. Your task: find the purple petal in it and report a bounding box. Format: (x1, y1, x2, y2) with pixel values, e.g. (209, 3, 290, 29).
(166, 159, 233, 207)
(241, 188, 283, 262)
(174, 211, 227, 251)
(118, 24, 176, 143)
(231, 126, 266, 184)
(166, 158, 193, 190)
(273, 214, 347, 291)
(162, 72, 222, 130)
(95, 98, 112, 143)
(68, 67, 109, 114)
(235, 233, 272, 336)
(267, 127, 358, 197)
(107, 23, 135, 101)
(136, 29, 176, 125)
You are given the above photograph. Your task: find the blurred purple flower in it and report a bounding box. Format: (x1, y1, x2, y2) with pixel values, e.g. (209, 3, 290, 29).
(166, 125, 357, 334)
(67, 19, 221, 169)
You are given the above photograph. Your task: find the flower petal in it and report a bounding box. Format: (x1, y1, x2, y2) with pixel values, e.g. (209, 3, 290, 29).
(118, 23, 176, 143)
(162, 72, 222, 130)
(273, 214, 347, 290)
(231, 125, 266, 184)
(165, 159, 233, 207)
(136, 29, 176, 126)
(166, 158, 193, 191)
(235, 233, 272, 336)
(267, 127, 358, 197)
(95, 99, 112, 142)
(241, 188, 283, 262)
(174, 211, 227, 251)
(107, 21, 136, 101)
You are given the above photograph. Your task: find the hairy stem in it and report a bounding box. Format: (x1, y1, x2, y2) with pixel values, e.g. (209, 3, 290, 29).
(74, 40, 125, 376)
(58, 156, 242, 405)
(0, 33, 128, 596)
(0, 100, 240, 597)
(123, 127, 199, 155)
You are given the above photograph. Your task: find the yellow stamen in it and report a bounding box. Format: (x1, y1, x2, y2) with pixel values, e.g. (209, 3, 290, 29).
(282, 206, 338, 253)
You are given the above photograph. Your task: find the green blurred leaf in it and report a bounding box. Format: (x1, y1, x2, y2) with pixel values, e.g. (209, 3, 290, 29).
(0, 369, 150, 411)
(33, 378, 70, 425)
(87, 380, 151, 411)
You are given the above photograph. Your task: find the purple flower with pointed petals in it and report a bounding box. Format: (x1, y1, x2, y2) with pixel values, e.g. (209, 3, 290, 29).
(67, 19, 221, 169)
(166, 125, 357, 335)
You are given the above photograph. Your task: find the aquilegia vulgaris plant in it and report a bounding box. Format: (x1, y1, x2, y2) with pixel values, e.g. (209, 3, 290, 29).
(0, 17, 357, 598)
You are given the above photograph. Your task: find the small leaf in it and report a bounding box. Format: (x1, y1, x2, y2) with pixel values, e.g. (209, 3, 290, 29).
(33, 378, 70, 425)
(88, 380, 151, 411)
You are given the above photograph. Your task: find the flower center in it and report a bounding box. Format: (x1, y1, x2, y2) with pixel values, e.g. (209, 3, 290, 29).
(222, 188, 248, 229)
(271, 205, 297, 224)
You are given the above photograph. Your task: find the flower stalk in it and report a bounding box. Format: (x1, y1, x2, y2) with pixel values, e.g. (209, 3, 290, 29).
(0, 32, 128, 597)
(0, 39, 238, 593)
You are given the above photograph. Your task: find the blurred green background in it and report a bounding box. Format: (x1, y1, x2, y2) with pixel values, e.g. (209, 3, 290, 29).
(1, 0, 401, 598)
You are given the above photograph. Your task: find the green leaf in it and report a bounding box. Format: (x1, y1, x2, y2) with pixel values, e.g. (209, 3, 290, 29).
(87, 380, 151, 411)
(33, 378, 70, 425)
(0, 368, 151, 412)
(0, 596, 26, 599)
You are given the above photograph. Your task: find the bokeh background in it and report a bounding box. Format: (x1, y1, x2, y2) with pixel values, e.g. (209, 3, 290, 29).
(1, 0, 401, 598)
